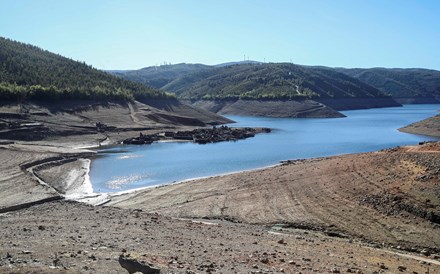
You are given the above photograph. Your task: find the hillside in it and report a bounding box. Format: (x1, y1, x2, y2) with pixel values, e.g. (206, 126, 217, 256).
(0, 37, 232, 141)
(110, 63, 401, 117)
(162, 63, 389, 100)
(336, 67, 440, 101)
(108, 63, 210, 90)
(0, 37, 171, 101)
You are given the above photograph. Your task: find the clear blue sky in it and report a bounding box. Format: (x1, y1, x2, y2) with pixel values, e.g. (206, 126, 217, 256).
(1, 0, 439, 70)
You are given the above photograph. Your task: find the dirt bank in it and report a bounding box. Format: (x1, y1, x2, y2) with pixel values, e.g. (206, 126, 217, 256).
(0, 142, 96, 213)
(400, 114, 440, 138)
(316, 97, 401, 111)
(110, 142, 440, 253)
(189, 99, 345, 118)
(0, 99, 231, 142)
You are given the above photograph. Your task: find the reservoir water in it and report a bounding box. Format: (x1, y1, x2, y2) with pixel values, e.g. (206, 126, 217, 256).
(90, 105, 440, 193)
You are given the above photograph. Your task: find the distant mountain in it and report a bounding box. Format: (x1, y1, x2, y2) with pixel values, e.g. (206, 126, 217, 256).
(0, 37, 172, 101)
(336, 67, 440, 99)
(108, 63, 211, 89)
(161, 63, 388, 100)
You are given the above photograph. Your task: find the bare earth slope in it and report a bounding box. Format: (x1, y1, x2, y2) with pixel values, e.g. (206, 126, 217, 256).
(400, 114, 440, 138)
(0, 99, 231, 142)
(190, 99, 345, 118)
(111, 143, 440, 252)
(0, 143, 95, 212)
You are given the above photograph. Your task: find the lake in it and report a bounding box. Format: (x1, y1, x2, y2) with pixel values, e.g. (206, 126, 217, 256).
(90, 104, 440, 193)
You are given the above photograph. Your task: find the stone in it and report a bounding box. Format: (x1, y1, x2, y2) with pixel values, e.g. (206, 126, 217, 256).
(119, 254, 160, 274)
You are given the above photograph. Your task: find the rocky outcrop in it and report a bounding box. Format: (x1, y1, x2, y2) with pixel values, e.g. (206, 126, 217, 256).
(122, 126, 271, 145)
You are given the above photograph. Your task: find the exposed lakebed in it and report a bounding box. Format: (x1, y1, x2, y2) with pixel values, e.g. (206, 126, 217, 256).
(90, 104, 440, 192)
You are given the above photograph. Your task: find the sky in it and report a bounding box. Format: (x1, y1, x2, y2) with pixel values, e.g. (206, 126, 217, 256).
(1, 0, 439, 70)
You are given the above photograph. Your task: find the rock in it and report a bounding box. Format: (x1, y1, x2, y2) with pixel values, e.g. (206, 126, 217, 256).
(277, 239, 286, 244)
(398, 265, 407, 272)
(119, 254, 160, 274)
(123, 126, 270, 145)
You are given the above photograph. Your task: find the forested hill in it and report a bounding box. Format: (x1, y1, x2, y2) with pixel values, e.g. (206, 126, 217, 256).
(109, 63, 211, 89)
(336, 67, 440, 99)
(0, 37, 172, 101)
(158, 63, 389, 100)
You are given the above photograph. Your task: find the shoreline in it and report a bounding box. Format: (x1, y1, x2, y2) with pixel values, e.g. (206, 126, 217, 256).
(105, 161, 285, 205)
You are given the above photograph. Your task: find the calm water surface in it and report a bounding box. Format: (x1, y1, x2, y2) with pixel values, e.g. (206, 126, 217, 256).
(90, 105, 440, 192)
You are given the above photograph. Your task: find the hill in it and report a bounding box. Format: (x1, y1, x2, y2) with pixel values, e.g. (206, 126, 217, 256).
(0, 37, 232, 142)
(336, 67, 440, 101)
(111, 63, 401, 118)
(108, 63, 210, 90)
(161, 63, 389, 100)
(0, 37, 172, 101)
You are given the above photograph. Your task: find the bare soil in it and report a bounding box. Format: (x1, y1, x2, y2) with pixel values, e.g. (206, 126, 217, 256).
(1, 200, 438, 273)
(110, 143, 440, 253)
(400, 113, 440, 137)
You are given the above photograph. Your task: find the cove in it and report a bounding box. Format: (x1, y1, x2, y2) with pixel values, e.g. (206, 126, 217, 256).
(90, 104, 440, 193)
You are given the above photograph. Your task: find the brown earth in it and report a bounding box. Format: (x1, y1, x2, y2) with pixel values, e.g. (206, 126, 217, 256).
(400, 114, 440, 137)
(1, 200, 439, 274)
(189, 99, 345, 118)
(110, 143, 440, 253)
(1, 141, 440, 273)
(0, 99, 232, 142)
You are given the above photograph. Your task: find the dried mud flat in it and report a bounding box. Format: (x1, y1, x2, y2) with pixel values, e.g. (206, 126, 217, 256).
(0, 143, 439, 273)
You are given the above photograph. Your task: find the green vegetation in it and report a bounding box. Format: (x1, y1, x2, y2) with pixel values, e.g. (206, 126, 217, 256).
(109, 63, 210, 89)
(336, 67, 440, 98)
(113, 62, 388, 100)
(162, 63, 387, 100)
(0, 37, 173, 102)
